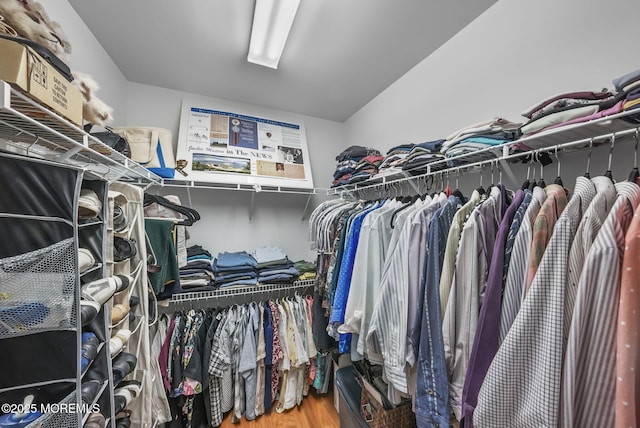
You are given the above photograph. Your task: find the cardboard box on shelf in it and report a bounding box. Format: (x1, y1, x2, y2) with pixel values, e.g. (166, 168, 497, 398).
(0, 37, 82, 126)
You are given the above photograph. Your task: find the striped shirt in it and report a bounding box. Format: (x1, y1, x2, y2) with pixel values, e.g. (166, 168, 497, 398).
(474, 177, 594, 428)
(564, 176, 616, 343)
(615, 203, 640, 428)
(525, 184, 568, 292)
(444, 186, 502, 420)
(500, 186, 546, 343)
(340, 200, 400, 357)
(561, 181, 640, 428)
(366, 200, 422, 393)
(439, 190, 482, 314)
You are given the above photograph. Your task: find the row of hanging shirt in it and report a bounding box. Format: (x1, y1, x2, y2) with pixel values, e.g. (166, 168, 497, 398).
(157, 294, 319, 428)
(309, 167, 640, 428)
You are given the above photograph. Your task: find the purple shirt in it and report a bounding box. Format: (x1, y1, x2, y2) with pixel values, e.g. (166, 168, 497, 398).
(461, 189, 526, 427)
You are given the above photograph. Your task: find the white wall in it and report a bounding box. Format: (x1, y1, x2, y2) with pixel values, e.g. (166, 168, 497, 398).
(124, 81, 343, 260)
(38, 0, 129, 123)
(344, 0, 640, 192)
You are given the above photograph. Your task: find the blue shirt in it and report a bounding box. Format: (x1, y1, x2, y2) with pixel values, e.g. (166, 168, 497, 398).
(415, 195, 459, 428)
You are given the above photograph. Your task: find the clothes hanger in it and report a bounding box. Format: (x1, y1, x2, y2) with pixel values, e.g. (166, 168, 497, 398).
(528, 152, 537, 190)
(521, 155, 531, 190)
(389, 186, 416, 228)
(628, 128, 640, 182)
(537, 151, 547, 187)
(584, 138, 593, 178)
(604, 132, 615, 181)
(476, 166, 486, 195)
(451, 168, 465, 201)
(553, 146, 564, 186)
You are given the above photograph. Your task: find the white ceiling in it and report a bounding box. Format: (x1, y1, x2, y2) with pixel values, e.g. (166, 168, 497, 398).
(68, 0, 497, 122)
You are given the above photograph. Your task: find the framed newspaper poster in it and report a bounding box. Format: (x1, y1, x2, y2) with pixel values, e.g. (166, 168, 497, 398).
(176, 99, 314, 189)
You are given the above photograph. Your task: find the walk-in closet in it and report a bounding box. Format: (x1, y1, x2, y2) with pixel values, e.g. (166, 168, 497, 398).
(0, 1, 639, 427)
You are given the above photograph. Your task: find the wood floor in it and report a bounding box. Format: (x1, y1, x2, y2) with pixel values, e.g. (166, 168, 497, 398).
(220, 390, 340, 428)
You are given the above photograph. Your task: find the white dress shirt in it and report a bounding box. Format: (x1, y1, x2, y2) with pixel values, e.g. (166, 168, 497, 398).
(366, 199, 423, 394)
(443, 186, 501, 420)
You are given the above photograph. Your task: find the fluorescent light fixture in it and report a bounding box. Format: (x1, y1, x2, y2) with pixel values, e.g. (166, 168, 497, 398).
(248, 0, 301, 69)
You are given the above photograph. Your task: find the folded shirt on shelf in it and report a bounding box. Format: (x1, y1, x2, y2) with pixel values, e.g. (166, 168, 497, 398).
(212, 251, 257, 271)
(520, 90, 613, 119)
(294, 260, 316, 274)
(252, 245, 288, 265)
(335, 145, 381, 162)
(216, 277, 258, 288)
(186, 244, 212, 258)
(215, 270, 258, 282)
(520, 104, 600, 135)
(613, 68, 640, 92)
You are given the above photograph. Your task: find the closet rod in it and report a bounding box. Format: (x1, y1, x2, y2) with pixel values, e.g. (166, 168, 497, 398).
(335, 126, 639, 197)
(159, 279, 316, 313)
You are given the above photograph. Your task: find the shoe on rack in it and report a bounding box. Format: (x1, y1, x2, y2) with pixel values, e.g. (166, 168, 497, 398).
(0, 395, 42, 428)
(84, 412, 105, 428)
(112, 352, 137, 386)
(82, 275, 132, 306)
(127, 295, 139, 325)
(81, 332, 100, 371)
(114, 237, 137, 263)
(78, 248, 95, 274)
(111, 303, 130, 325)
(80, 300, 101, 327)
(78, 189, 102, 219)
(113, 204, 128, 233)
(113, 381, 141, 414)
(80, 379, 103, 405)
(115, 416, 131, 428)
(109, 329, 132, 358)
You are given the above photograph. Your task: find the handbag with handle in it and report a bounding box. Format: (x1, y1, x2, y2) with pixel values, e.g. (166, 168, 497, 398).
(84, 125, 131, 158)
(112, 127, 176, 178)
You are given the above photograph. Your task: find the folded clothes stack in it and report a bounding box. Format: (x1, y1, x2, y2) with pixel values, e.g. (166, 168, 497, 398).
(178, 245, 215, 291)
(612, 68, 640, 123)
(441, 118, 522, 165)
(294, 260, 317, 281)
(332, 145, 382, 187)
(212, 251, 258, 287)
(519, 89, 617, 136)
(252, 245, 300, 284)
(400, 140, 446, 175)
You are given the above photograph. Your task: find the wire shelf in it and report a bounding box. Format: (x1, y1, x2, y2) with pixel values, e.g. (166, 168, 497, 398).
(329, 108, 640, 196)
(160, 279, 316, 312)
(0, 81, 161, 185)
(157, 178, 331, 196)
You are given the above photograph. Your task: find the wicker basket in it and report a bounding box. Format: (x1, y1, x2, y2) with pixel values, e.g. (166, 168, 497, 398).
(359, 381, 417, 428)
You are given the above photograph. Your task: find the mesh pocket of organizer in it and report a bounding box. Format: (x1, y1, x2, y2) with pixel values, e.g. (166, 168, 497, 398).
(24, 389, 80, 428)
(0, 239, 76, 339)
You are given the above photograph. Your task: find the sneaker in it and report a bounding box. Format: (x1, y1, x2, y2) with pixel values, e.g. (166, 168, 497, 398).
(0, 395, 42, 426)
(114, 237, 137, 262)
(111, 303, 130, 325)
(78, 248, 95, 273)
(78, 189, 102, 219)
(80, 300, 101, 326)
(109, 329, 132, 357)
(82, 275, 132, 306)
(85, 412, 105, 428)
(81, 332, 100, 371)
(114, 381, 141, 413)
(115, 416, 131, 428)
(112, 352, 137, 386)
(113, 204, 128, 233)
